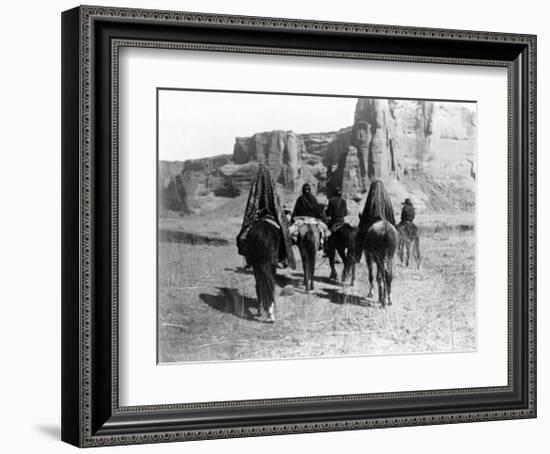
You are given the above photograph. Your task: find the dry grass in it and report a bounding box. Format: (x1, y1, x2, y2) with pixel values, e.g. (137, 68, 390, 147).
(158, 212, 475, 363)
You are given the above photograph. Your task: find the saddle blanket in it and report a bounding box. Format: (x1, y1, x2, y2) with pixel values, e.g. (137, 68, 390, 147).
(289, 217, 330, 249)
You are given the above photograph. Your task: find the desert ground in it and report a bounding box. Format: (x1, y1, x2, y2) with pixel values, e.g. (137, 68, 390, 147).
(157, 196, 476, 363)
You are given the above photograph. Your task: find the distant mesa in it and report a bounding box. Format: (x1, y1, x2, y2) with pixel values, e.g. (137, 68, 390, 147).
(160, 98, 476, 215)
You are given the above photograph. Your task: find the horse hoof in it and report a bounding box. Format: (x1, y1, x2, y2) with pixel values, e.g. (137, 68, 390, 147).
(329, 273, 337, 281)
(267, 306, 275, 322)
(367, 292, 373, 299)
(387, 299, 393, 306)
(310, 284, 314, 291)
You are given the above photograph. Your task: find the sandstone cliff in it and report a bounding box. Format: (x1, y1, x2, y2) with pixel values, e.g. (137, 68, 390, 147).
(234, 130, 306, 191)
(160, 98, 476, 215)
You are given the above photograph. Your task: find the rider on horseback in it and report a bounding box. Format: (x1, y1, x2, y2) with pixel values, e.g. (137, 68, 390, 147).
(397, 198, 421, 268)
(291, 183, 322, 220)
(236, 165, 296, 270)
(400, 198, 415, 224)
(326, 187, 348, 232)
(289, 183, 329, 249)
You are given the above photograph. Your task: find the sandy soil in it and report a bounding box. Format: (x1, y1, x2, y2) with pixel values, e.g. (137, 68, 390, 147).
(158, 211, 475, 363)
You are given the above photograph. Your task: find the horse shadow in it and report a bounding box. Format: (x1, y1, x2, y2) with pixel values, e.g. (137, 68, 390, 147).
(224, 266, 250, 276)
(199, 287, 261, 322)
(319, 287, 374, 308)
(274, 272, 302, 288)
(314, 275, 341, 286)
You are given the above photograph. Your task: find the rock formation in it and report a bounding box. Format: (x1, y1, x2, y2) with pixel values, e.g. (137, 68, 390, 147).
(161, 174, 190, 213)
(340, 146, 365, 202)
(233, 131, 306, 191)
(160, 98, 476, 214)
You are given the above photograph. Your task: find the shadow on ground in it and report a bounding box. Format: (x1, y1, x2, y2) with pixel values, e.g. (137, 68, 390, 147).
(160, 229, 229, 245)
(199, 287, 262, 322)
(319, 287, 374, 308)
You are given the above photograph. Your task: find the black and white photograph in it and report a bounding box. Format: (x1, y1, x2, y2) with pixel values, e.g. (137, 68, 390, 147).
(157, 89, 477, 363)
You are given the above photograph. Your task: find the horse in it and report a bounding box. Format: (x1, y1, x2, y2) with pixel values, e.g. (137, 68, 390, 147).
(356, 179, 398, 307)
(397, 221, 421, 268)
(244, 218, 282, 322)
(326, 224, 358, 285)
(295, 223, 320, 291)
(357, 220, 398, 307)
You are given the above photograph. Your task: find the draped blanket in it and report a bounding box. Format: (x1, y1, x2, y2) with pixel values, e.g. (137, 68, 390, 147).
(288, 216, 330, 243)
(359, 179, 396, 230)
(236, 165, 296, 269)
(292, 193, 323, 219)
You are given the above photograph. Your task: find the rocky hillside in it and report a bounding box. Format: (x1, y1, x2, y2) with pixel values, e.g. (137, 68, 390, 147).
(160, 98, 476, 215)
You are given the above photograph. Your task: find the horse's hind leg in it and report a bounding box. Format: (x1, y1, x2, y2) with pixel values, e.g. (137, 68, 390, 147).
(385, 257, 394, 306)
(375, 257, 386, 308)
(309, 253, 315, 291)
(298, 243, 309, 290)
(264, 263, 276, 322)
(328, 241, 337, 281)
(366, 252, 374, 299)
(266, 295, 275, 323)
(414, 237, 422, 269)
(339, 247, 348, 283)
(398, 234, 404, 264)
(252, 266, 263, 317)
(405, 241, 411, 267)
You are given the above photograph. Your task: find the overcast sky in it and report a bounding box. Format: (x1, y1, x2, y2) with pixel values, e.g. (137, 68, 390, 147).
(158, 90, 475, 161)
(158, 90, 357, 161)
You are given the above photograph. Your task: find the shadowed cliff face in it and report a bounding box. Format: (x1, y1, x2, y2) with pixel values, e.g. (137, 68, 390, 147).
(160, 98, 476, 215)
(234, 131, 306, 191)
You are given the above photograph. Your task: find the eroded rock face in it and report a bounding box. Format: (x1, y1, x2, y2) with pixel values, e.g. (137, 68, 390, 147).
(160, 98, 476, 214)
(233, 131, 305, 191)
(353, 98, 402, 180)
(177, 155, 232, 197)
(341, 146, 365, 202)
(161, 174, 191, 213)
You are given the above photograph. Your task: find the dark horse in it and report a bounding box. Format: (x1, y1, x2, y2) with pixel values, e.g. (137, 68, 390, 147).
(397, 221, 421, 268)
(360, 220, 398, 307)
(296, 223, 320, 291)
(244, 219, 281, 322)
(327, 224, 358, 284)
(357, 180, 398, 307)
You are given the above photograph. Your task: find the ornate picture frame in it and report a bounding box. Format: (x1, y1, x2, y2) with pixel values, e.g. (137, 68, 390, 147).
(61, 5, 536, 447)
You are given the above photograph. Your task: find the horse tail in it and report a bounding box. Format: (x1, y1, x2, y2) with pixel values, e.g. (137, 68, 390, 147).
(386, 222, 399, 259)
(354, 227, 367, 262)
(340, 225, 357, 262)
(246, 221, 280, 265)
(303, 227, 317, 267)
(414, 230, 421, 266)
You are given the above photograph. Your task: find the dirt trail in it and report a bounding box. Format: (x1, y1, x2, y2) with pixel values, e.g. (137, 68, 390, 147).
(158, 216, 475, 363)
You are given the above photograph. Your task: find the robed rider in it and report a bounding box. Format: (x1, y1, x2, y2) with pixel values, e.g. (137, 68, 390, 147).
(326, 187, 348, 231)
(358, 179, 396, 230)
(400, 198, 415, 224)
(236, 165, 296, 269)
(292, 183, 323, 221)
